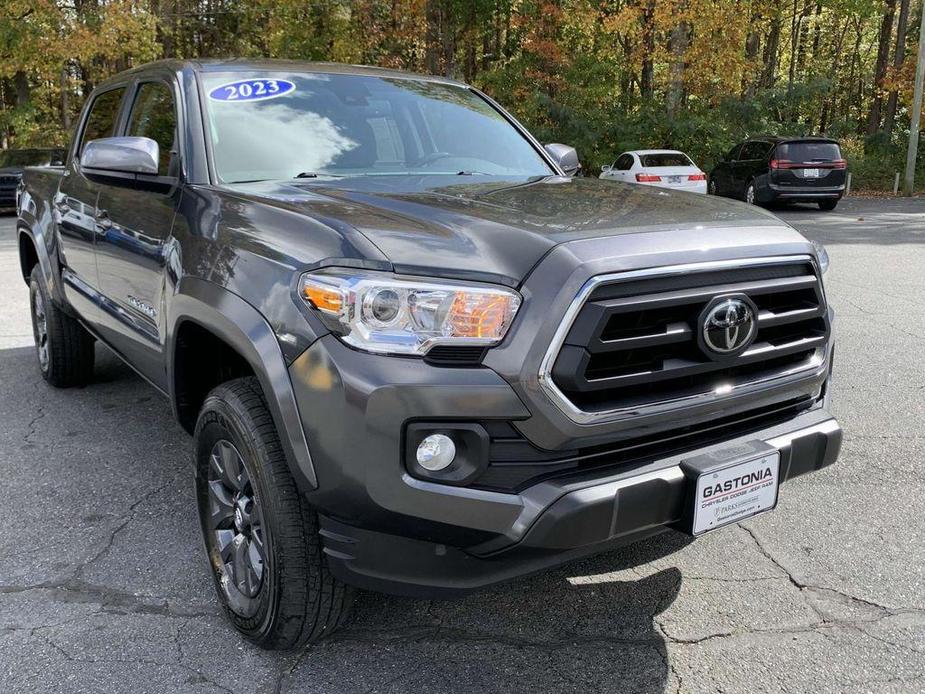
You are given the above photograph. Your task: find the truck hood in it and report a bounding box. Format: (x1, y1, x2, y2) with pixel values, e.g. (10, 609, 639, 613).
(227, 175, 801, 286)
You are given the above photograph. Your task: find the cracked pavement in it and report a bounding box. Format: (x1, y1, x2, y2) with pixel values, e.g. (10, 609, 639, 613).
(1, 198, 924, 693)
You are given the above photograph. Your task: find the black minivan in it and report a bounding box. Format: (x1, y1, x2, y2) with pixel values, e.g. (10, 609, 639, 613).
(708, 137, 846, 210)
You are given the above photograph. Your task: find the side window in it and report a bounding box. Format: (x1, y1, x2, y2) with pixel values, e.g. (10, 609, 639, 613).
(741, 142, 768, 161)
(726, 144, 742, 161)
(616, 154, 633, 170)
(126, 82, 178, 176)
(79, 88, 126, 154)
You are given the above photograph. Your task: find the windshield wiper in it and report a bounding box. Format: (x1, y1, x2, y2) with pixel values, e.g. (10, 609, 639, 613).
(294, 171, 344, 179)
(456, 170, 492, 176)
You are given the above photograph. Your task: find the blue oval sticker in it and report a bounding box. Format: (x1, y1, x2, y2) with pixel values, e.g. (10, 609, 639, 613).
(208, 78, 295, 103)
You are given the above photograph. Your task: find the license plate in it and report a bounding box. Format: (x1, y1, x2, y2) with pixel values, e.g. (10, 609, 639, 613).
(802, 168, 820, 178)
(668, 176, 682, 184)
(691, 450, 780, 535)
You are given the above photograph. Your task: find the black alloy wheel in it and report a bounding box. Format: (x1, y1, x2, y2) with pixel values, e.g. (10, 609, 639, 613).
(206, 439, 267, 617)
(31, 284, 50, 374)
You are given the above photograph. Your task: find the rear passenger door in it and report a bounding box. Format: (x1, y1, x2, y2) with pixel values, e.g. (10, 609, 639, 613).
(93, 78, 182, 388)
(732, 142, 768, 198)
(57, 86, 128, 308)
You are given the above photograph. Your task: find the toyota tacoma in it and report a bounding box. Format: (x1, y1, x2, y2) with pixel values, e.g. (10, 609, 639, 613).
(16, 60, 841, 650)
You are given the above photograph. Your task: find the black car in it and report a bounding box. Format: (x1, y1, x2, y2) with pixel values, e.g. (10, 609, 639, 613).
(708, 137, 846, 210)
(0, 148, 66, 209)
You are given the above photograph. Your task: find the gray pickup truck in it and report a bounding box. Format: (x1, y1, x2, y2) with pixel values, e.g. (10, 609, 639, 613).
(17, 59, 841, 650)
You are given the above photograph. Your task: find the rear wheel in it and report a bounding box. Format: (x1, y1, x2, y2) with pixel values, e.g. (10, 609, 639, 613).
(28, 266, 95, 387)
(818, 199, 838, 211)
(708, 178, 717, 195)
(194, 377, 351, 650)
(745, 181, 757, 205)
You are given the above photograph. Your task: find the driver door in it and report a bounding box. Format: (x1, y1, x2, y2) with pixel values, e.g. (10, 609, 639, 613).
(93, 78, 182, 387)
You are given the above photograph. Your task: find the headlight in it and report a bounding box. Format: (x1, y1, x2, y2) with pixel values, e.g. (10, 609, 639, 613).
(299, 269, 522, 356)
(812, 241, 830, 274)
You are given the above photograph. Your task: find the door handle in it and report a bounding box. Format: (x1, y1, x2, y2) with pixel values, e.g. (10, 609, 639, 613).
(95, 211, 113, 233)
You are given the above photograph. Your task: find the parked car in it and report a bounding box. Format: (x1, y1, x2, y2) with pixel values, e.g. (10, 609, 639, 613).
(600, 150, 707, 193)
(708, 137, 846, 210)
(0, 148, 65, 210)
(17, 59, 840, 650)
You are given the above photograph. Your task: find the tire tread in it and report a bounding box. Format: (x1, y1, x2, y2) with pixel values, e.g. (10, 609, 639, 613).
(196, 376, 351, 650)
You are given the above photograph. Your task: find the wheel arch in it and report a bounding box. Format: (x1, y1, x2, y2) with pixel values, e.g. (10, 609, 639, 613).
(167, 277, 317, 490)
(17, 224, 60, 300)
(18, 230, 39, 281)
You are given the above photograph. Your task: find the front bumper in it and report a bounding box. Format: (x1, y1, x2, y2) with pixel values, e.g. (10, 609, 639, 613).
(319, 412, 840, 597)
(289, 335, 840, 598)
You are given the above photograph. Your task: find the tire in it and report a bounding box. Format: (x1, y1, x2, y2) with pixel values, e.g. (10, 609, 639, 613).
(745, 181, 757, 205)
(708, 178, 717, 196)
(194, 377, 351, 650)
(818, 199, 838, 211)
(28, 265, 95, 387)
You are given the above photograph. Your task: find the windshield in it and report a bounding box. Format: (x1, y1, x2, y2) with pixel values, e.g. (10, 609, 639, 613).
(202, 72, 555, 183)
(640, 152, 693, 168)
(0, 150, 63, 167)
(775, 142, 841, 162)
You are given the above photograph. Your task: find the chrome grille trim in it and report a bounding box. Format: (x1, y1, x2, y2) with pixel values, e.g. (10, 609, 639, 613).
(538, 255, 828, 424)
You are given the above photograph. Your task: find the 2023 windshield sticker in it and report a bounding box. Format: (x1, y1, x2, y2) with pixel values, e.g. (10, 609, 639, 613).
(208, 78, 295, 103)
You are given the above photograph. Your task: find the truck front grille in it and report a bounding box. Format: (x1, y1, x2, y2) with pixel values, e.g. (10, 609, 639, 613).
(544, 257, 828, 419)
(0, 175, 19, 187)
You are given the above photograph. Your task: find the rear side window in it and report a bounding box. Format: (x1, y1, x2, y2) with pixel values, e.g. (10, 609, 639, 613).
(79, 88, 125, 154)
(641, 152, 693, 167)
(740, 142, 771, 161)
(127, 82, 177, 175)
(616, 154, 634, 170)
(776, 141, 841, 162)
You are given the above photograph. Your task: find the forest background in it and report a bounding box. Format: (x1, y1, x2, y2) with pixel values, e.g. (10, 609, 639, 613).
(1, 0, 922, 190)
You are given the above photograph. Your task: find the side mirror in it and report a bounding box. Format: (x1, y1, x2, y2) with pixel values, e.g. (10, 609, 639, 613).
(544, 143, 581, 177)
(601, 164, 612, 173)
(81, 137, 159, 176)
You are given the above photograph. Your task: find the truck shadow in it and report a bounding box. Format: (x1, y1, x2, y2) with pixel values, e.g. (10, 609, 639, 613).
(332, 536, 690, 693)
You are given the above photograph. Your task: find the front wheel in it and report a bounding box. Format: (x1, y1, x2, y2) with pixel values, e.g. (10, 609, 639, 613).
(818, 199, 838, 211)
(194, 377, 351, 650)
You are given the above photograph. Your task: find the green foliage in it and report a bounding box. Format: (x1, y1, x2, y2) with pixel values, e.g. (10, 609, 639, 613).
(0, 0, 921, 191)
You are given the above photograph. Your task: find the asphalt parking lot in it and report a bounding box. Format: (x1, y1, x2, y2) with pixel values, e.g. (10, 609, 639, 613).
(1, 197, 923, 693)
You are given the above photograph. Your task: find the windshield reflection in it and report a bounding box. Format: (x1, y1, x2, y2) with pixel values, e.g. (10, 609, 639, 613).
(202, 72, 553, 183)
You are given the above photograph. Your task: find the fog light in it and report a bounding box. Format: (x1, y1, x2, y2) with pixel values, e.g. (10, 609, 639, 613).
(416, 434, 456, 471)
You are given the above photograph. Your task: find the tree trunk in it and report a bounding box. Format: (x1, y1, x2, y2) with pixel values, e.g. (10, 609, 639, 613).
(787, 0, 799, 95)
(60, 67, 71, 132)
(761, 14, 782, 88)
(667, 20, 690, 117)
(13, 71, 30, 107)
(442, 11, 456, 77)
(884, 0, 911, 136)
(867, 0, 898, 135)
(640, 2, 655, 98)
(425, 0, 440, 74)
(795, 0, 813, 78)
